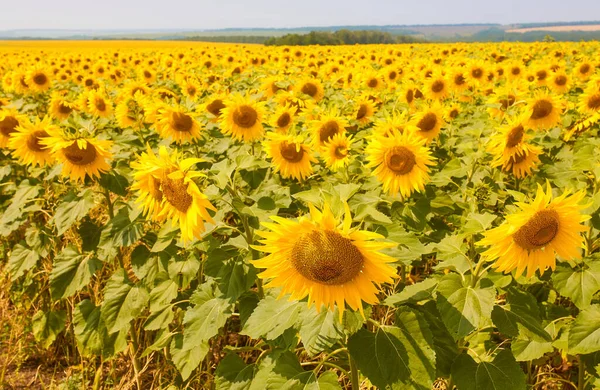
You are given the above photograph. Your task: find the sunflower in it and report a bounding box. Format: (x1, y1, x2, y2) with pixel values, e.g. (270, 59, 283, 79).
(8, 116, 55, 167)
(253, 202, 397, 318)
(181, 79, 201, 101)
(262, 133, 316, 181)
(363, 73, 384, 90)
(136, 146, 216, 243)
(577, 87, 600, 115)
(87, 90, 113, 118)
(310, 110, 348, 149)
(372, 111, 417, 138)
(486, 87, 519, 118)
(0, 109, 25, 148)
(122, 81, 151, 98)
(201, 93, 228, 122)
(296, 79, 325, 102)
(115, 95, 147, 129)
(478, 183, 590, 278)
(533, 66, 550, 87)
(425, 72, 449, 100)
(466, 61, 487, 86)
(269, 104, 295, 134)
(12, 72, 30, 94)
(220, 94, 266, 142)
(26, 65, 52, 93)
(154, 105, 202, 144)
(49, 92, 77, 121)
(2, 72, 14, 92)
(525, 92, 563, 130)
(445, 103, 461, 121)
(449, 68, 469, 94)
(262, 76, 290, 97)
(322, 133, 353, 172)
(410, 103, 445, 143)
(549, 71, 571, 94)
(401, 80, 424, 108)
(507, 62, 523, 81)
(575, 62, 594, 80)
(354, 98, 375, 125)
(42, 134, 113, 182)
(366, 130, 434, 197)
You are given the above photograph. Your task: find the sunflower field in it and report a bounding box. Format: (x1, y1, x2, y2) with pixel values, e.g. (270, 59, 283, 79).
(1, 40, 600, 389)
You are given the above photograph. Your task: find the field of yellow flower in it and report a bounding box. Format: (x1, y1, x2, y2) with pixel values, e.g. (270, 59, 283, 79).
(1, 39, 600, 389)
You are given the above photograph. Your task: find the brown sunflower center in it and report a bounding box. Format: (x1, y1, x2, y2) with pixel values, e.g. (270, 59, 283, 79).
(386, 146, 416, 175)
(58, 103, 73, 115)
(291, 230, 364, 285)
(171, 112, 193, 132)
(513, 209, 560, 250)
(279, 141, 304, 163)
(554, 75, 567, 86)
(319, 121, 340, 143)
(367, 78, 378, 88)
(161, 177, 193, 213)
(187, 86, 197, 96)
(417, 112, 438, 132)
(450, 109, 459, 118)
(26, 130, 49, 152)
(580, 64, 590, 74)
(334, 146, 348, 159)
(33, 73, 48, 86)
(277, 112, 291, 128)
(454, 74, 466, 85)
(431, 80, 445, 93)
(414, 89, 424, 99)
(530, 99, 553, 120)
(150, 177, 163, 202)
(94, 98, 106, 112)
(472, 68, 483, 79)
(356, 104, 368, 120)
(536, 70, 548, 81)
(301, 82, 318, 97)
(63, 141, 98, 166)
(500, 94, 516, 110)
(511, 67, 521, 75)
(587, 94, 600, 110)
(232, 105, 258, 129)
(406, 89, 414, 104)
(0, 116, 19, 137)
(506, 125, 524, 148)
(207, 99, 225, 117)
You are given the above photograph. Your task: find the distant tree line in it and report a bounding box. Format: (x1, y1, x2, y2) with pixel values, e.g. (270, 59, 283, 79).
(264, 30, 426, 46)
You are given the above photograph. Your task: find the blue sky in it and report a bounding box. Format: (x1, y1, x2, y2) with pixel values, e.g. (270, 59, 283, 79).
(1, 0, 599, 30)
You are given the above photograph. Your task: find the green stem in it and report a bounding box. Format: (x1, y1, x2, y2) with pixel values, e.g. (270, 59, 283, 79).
(129, 328, 142, 390)
(349, 356, 360, 390)
(446, 376, 453, 390)
(471, 258, 486, 288)
(103, 187, 114, 219)
(578, 355, 585, 390)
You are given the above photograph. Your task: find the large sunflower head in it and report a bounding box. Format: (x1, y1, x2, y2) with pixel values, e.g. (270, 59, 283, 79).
(220, 94, 266, 143)
(425, 72, 449, 100)
(26, 65, 52, 93)
(549, 71, 571, 94)
(577, 86, 600, 115)
(262, 133, 316, 181)
(310, 110, 348, 149)
(525, 91, 563, 131)
(410, 103, 445, 143)
(354, 97, 376, 126)
(366, 130, 434, 197)
(269, 104, 296, 134)
(253, 202, 397, 318)
(478, 183, 590, 278)
(0, 109, 25, 148)
(42, 133, 113, 182)
(87, 90, 113, 118)
(154, 105, 202, 144)
(296, 79, 325, 102)
(8, 116, 55, 167)
(49, 92, 78, 121)
(200, 93, 228, 123)
(322, 132, 353, 172)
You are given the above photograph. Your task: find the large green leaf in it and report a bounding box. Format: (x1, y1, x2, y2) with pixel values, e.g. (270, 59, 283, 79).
(52, 188, 96, 235)
(73, 299, 128, 358)
(241, 296, 302, 340)
(436, 273, 495, 339)
(215, 353, 256, 390)
(569, 304, 600, 355)
(8, 243, 39, 281)
(512, 337, 553, 361)
(170, 333, 209, 380)
(298, 306, 344, 357)
(491, 287, 551, 342)
(32, 310, 66, 349)
(50, 245, 102, 300)
(552, 261, 600, 310)
(384, 278, 438, 306)
(101, 268, 149, 333)
(451, 350, 526, 390)
(182, 297, 232, 352)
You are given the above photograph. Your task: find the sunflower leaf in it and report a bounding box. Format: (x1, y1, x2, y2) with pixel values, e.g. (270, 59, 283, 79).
(451, 349, 526, 390)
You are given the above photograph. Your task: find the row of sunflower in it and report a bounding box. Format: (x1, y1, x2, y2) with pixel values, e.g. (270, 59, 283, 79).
(0, 40, 600, 389)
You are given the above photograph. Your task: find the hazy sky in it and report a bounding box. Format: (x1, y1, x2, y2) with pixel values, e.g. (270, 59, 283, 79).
(1, 0, 599, 30)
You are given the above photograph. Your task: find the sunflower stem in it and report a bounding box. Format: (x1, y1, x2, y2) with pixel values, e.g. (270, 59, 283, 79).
(103, 187, 114, 219)
(578, 355, 585, 390)
(349, 355, 360, 390)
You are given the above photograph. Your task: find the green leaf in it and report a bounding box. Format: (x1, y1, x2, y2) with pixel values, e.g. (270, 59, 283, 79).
(168, 252, 201, 288)
(241, 296, 302, 340)
(182, 297, 232, 352)
(130, 244, 152, 280)
(436, 274, 495, 339)
(32, 310, 66, 349)
(170, 333, 209, 380)
(491, 288, 551, 342)
(512, 337, 553, 361)
(73, 299, 128, 358)
(8, 243, 39, 281)
(433, 235, 471, 274)
(552, 262, 600, 310)
(384, 278, 438, 306)
(462, 212, 497, 234)
(298, 306, 344, 357)
(416, 301, 459, 377)
(101, 269, 149, 333)
(215, 353, 256, 390)
(50, 245, 102, 300)
(451, 350, 526, 390)
(78, 219, 102, 251)
(569, 304, 600, 355)
(98, 171, 129, 196)
(53, 188, 96, 235)
(99, 207, 144, 251)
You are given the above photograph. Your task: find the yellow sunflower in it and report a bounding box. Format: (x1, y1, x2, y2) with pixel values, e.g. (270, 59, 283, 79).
(296, 79, 325, 102)
(26, 65, 52, 93)
(310, 110, 348, 149)
(131, 146, 167, 221)
(322, 133, 353, 172)
(262, 133, 316, 181)
(578, 87, 600, 115)
(115, 95, 147, 129)
(220, 94, 266, 143)
(49, 92, 77, 121)
(201, 93, 228, 123)
(449, 68, 469, 94)
(354, 98, 376, 126)
(0, 109, 25, 148)
(486, 87, 520, 119)
(87, 90, 113, 118)
(262, 76, 290, 97)
(42, 134, 113, 182)
(269, 104, 295, 134)
(425, 72, 449, 100)
(478, 183, 590, 278)
(410, 103, 445, 143)
(372, 111, 417, 138)
(549, 72, 571, 94)
(253, 202, 397, 318)
(8, 116, 55, 167)
(366, 130, 434, 197)
(154, 105, 202, 144)
(526, 92, 563, 131)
